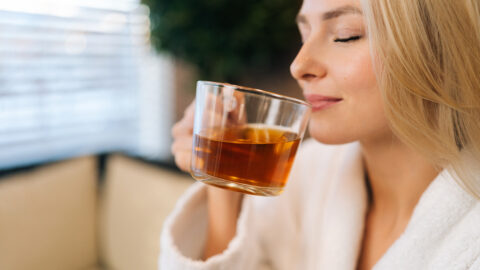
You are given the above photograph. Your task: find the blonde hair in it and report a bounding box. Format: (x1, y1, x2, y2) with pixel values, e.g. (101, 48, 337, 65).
(361, 0, 480, 198)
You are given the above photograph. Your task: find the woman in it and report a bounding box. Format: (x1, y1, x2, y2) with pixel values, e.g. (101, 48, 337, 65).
(162, 0, 480, 269)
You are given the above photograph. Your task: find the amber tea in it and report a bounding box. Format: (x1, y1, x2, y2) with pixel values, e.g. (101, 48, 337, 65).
(191, 125, 300, 196)
(192, 81, 311, 196)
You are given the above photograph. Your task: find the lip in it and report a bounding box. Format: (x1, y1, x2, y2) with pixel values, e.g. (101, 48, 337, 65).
(304, 94, 343, 112)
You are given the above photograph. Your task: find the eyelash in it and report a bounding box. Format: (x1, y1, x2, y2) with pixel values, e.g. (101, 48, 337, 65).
(334, 36, 361, 43)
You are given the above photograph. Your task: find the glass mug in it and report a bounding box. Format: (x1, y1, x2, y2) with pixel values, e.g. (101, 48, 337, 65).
(190, 81, 311, 196)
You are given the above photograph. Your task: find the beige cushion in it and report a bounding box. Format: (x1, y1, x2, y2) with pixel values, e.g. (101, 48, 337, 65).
(99, 155, 193, 270)
(0, 156, 98, 270)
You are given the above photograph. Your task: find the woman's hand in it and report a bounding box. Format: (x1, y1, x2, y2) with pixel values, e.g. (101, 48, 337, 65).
(171, 101, 195, 172)
(171, 100, 244, 260)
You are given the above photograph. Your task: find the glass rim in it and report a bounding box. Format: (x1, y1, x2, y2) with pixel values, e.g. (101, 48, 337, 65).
(198, 80, 311, 107)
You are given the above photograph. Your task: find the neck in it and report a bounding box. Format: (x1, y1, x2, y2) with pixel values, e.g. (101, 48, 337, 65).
(360, 135, 440, 218)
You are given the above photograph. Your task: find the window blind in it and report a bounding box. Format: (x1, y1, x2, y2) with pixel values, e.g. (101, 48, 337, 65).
(0, 0, 153, 169)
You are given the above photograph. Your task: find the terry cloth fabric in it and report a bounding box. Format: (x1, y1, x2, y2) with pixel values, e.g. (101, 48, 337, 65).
(159, 139, 480, 270)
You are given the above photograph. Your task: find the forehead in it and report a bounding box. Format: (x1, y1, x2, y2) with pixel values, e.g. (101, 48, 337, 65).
(299, 0, 362, 15)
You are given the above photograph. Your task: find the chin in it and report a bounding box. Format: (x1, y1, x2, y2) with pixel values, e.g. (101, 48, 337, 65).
(310, 132, 357, 145)
(308, 118, 358, 145)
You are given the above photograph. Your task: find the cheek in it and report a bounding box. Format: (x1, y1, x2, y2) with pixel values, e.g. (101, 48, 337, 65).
(337, 47, 378, 96)
(343, 50, 386, 127)
(309, 46, 391, 144)
(341, 51, 384, 121)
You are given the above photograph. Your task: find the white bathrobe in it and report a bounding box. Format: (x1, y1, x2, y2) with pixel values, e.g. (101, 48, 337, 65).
(159, 140, 480, 270)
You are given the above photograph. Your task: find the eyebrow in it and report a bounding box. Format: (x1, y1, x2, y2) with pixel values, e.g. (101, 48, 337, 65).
(296, 5, 362, 24)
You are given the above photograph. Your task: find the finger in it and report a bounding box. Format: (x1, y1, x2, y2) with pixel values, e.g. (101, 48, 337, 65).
(172, 112, 195, 138)
(174, 150, 192, 172)
(227, 92, 247, 125)
(172, 121, 191, 138)
(234, 92, 247, 124)
(171, 135, 193, 155)
(174, 101, 195, 134)
(184, 100, 195, 116)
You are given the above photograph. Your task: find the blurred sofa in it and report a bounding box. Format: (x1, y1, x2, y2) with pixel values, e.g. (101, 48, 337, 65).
(0, 154, 193, 270)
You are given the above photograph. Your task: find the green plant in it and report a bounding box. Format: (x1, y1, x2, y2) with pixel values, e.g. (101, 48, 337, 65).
(142, 0, 301, 83)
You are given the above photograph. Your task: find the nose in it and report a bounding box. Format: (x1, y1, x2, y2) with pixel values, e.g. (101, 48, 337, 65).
(290, 40, 327, 82)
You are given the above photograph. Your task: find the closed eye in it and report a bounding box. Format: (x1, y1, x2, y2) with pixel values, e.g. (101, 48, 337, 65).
(334, 36, 361, 43)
